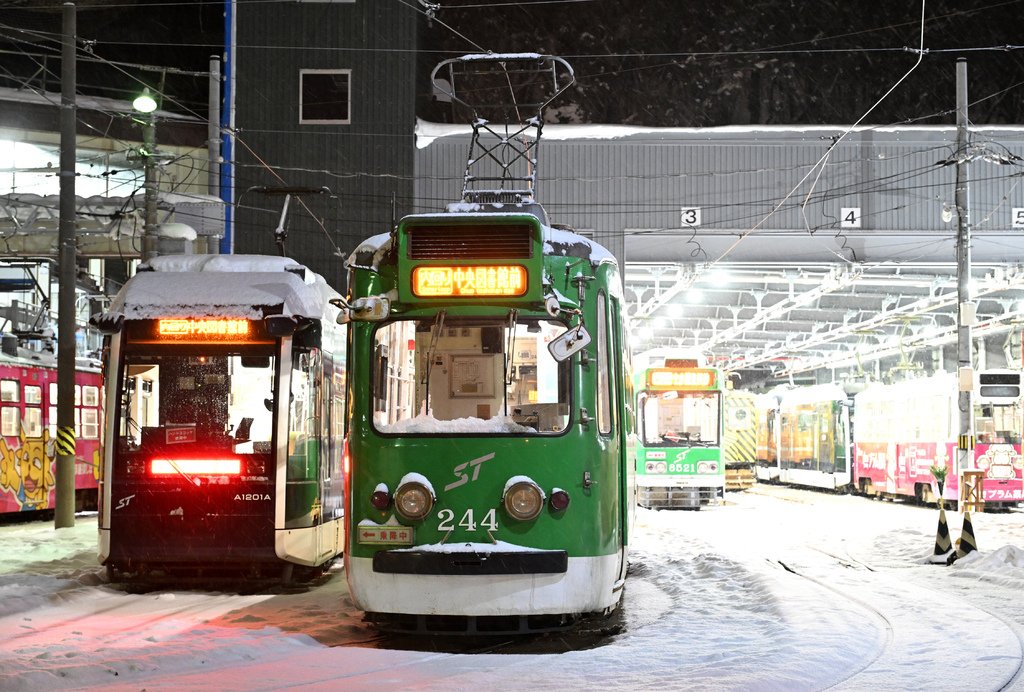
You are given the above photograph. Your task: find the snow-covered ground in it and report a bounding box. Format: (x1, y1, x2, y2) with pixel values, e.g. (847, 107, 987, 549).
(1, 485, 1022, 690)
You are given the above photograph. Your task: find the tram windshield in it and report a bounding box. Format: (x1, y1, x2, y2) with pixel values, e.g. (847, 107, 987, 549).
(117, 348, 277, 454)
(974, 401, 1023, 445)
(371, 317, 571, 434)
(640, 390, 721, 447)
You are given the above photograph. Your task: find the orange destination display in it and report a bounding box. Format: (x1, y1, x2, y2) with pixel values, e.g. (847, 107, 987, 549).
(412, 265, 528, 297)
(647, 367, 717, 390)
(158, 318, 251, 339)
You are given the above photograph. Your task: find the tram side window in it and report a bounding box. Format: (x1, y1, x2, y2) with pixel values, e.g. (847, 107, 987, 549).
(1, 379, 18, 402)
(372, 317, 570, 434)
(1, 406, 18, 436)
(596, 293, 612, 434)
(24, 385, 42, 438)
(24, 385, 41, 405)
(285, 348, 321, 529)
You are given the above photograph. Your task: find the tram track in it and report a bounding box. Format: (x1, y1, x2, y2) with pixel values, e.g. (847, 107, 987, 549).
(774, 557, 895, 690)
(775, 548, 1024, 690)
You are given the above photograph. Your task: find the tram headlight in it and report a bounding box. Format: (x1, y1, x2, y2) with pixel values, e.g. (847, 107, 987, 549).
(697, 462, 718, 474)
(394, 481, 434, 521)
(503, 479, 544, 521)
(655, 462, 667, 474)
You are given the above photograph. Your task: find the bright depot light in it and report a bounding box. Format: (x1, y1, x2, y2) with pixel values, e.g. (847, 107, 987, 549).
(133, 89, 157, 113)
(151, 458, 241, 475)
(412, 265, 528, 297)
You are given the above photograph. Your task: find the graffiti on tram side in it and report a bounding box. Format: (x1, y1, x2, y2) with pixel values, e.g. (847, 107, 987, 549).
(0, 429, 100, 512)
(854, 440, 1023, 501)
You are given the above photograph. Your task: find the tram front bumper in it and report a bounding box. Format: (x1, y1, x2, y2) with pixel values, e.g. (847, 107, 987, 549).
(373, 548, 568, 575)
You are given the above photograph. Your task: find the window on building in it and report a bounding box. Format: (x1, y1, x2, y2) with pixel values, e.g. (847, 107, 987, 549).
(300, 70, 351, 124)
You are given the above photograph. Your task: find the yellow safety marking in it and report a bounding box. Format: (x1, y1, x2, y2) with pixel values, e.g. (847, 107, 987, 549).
(958, 434, 975, 451)
(56, 426, 76, 456)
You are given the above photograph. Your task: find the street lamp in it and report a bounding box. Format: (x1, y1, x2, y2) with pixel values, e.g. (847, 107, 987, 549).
(132, 87, 157, 114)
(134, 88, 158, 262)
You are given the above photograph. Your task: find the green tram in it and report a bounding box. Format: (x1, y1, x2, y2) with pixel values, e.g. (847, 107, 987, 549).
(635, 356, 725, 508)
(93, 255, 347, 581)
(340, 209, 635, 632)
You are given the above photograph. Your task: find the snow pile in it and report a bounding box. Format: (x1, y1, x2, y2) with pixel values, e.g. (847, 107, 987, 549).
(378, 413, 535, 434)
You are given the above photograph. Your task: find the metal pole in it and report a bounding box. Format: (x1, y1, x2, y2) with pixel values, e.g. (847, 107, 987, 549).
(955, 57, 974, 498)
(208, 55, 221, 253)
(142, 113, 158, 262)
(55, 2, 77, 528)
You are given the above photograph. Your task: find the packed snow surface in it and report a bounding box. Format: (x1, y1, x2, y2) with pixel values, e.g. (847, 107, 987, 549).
(1, 486, 1023, 690)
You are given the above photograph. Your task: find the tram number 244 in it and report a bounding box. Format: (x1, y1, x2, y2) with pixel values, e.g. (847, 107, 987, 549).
(437, 507, 498, 533)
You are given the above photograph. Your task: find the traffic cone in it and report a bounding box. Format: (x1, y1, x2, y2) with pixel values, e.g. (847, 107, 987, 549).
(932, 507, 952, 556)
(955, 511, 978, 560)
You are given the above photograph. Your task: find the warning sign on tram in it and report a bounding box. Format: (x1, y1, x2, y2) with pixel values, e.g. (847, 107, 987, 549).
(358, 525, 414, 545)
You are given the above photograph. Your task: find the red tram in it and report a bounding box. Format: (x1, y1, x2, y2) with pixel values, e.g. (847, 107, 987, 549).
(0, 339, 103, 515)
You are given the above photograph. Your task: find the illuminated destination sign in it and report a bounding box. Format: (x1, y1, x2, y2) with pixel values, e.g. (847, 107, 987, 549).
(647, 368, 717, 390)
(158, 318, 251, 340)
(412, 265, 528, 297)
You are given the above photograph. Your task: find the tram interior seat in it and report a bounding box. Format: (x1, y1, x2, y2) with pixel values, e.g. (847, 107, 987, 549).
(234, 417, 254, 443)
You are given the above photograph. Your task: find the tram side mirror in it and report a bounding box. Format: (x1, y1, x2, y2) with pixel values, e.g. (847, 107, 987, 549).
(89, 311, 125, 335)
(547, 324, 591, 362)
(334, 296, 390, 324)
(265, 314, 298, 337)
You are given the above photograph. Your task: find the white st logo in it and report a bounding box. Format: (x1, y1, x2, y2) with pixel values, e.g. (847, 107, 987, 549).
(444, 453, 495, 491)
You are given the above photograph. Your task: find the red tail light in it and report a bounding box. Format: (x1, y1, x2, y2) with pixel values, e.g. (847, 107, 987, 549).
(150, 458, 242, 475)
(549, 489, 571, 512)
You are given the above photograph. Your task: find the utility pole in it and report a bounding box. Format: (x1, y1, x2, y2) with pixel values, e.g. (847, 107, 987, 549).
(55, 2, 77, 528)
(208, 55, 222, 254)
(141, 112, 158, 262)
(955, 58, 975, 489)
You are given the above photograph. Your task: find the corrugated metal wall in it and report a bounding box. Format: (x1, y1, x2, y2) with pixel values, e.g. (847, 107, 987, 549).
(416, 125, 1024, 268)
(234, 3, 418, 290)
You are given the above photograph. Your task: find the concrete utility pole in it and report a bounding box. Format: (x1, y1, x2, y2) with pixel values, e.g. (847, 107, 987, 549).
(955, 58, 975, 486)
(55, 2, 77, 528)
(208, 56, 222, 254)
(141, 112, 158, 262)
(207, 57, 221, 194)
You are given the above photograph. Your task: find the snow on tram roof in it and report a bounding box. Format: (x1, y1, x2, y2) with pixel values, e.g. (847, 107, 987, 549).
(108, 254, 339, 320)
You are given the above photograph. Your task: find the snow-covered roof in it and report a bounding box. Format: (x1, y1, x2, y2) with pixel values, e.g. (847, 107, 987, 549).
(108, 254, 339, 320)
(778, 382, 849, 406)
(415, 118, 1024, 149)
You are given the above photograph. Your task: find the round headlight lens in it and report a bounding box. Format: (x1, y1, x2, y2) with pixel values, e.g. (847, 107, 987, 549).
(394, 482, 434, 520)
(504, 480, 544, 521)
(655, 461, 667, 473)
